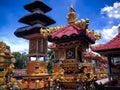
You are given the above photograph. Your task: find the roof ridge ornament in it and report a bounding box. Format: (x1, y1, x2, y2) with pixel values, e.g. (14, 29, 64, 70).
(67, 4, 77, 24)
(70, 4, 75, 12)
(40, 26, 65, 37)
(40, 4, 101, 40)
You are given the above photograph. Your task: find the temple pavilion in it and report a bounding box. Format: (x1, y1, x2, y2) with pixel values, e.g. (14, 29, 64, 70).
(14, 0, 55, 89)
(92, 26, 120, 90)
(40, 5, 107, 89)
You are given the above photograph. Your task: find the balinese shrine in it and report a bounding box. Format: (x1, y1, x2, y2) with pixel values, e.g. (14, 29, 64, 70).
(14, 0, 55, 89)
(40, 5, 107, 89)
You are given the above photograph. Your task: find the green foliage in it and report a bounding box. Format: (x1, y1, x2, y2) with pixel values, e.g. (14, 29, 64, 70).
(47, 50, 54, 74)
(48, 50, 54, 60)
(47, 60, 53, 74)
(12, 52, 28, 69)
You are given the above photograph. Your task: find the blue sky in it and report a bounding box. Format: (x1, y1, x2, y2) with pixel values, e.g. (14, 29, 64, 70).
(0, 0, 120, 52)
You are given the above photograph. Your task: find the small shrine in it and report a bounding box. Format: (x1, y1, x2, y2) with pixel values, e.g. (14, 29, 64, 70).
(14, 0, 55, 89)
(41, 5, 104, 90)
(82, 51, 108, 79)
(92, 26, 120, 90)
(0, 41, 16, 89)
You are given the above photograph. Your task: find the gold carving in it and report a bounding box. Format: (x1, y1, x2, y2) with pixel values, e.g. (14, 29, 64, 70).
(86, 29, 101, 40)
(67, 4, 77, 24)
(40, 26, 64, 37)
(75, 18, 89, 29)
(40, 5, 101, 40)
(0, 41, 6, 56)
(0, 41, 13, 58)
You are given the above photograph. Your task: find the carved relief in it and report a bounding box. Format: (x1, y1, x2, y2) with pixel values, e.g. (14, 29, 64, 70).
(66, 48, 75, 59)
(0, 41, 6, 54)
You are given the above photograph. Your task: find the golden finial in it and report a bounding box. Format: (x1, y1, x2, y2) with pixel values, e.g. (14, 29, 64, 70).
(67, 4, 77, 24)
(70, 4, 74, 12)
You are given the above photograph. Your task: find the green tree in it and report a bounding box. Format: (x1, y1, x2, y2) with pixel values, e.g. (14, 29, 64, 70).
(47, 60, 53, 74)
(47, 50, 54, 74)
(48, 50, 54, 60)
(12, 52, 28, 69)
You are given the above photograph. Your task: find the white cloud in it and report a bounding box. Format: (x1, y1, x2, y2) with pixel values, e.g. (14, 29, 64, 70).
(0, 36, 28, 53)
(8, 39, 28, 53)
(96, 24, 120, 44)
(0, 23, 29, 53)
(101, 2, 120, 19)
(102, 25, 118, 40)
(0, 10, 29, 53)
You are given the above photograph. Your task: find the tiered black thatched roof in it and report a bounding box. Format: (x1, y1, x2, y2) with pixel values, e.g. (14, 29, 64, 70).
(14, 0, 55, 37)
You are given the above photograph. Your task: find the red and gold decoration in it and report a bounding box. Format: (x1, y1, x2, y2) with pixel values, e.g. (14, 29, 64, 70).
(42, 5, 104, 90)
(40, 5, 101, 40)
(0, 41, 16, 89)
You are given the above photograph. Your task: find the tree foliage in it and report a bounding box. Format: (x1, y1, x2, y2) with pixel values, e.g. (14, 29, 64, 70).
(47, 50, 54, 74)
(47, 60, 53, 74)
(47, 50, 54, 60)
(12, 52, 28, 69)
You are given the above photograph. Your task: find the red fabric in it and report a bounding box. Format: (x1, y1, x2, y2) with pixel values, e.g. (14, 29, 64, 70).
(92, 34, 120, 51)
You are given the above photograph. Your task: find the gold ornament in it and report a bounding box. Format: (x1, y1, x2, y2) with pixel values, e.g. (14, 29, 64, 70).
(67, 4, 77, 24)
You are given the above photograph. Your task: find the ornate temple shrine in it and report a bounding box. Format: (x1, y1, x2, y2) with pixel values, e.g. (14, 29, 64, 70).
(14, 0, 55, 89)
(40, 5, 107, 89)
(92, 26, 120, 90)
